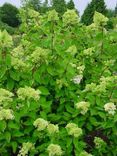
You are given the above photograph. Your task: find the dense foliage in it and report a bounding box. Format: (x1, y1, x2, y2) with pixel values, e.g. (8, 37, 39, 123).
(0, 8, 117, 156)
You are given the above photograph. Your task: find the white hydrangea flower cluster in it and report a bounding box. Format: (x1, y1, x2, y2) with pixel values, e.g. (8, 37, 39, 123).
(83, 47, 95, 56)
(30, 47, 49, 66)
(75, 101, 90, 115)
(33, 118, 48, 131)
(79, 151, 93, 156)
(47, 123, 59, 135)
(93, 11, 108, 27)
(47, 10, 59, 21)
(0, 88, 14, 107)
(17, 86, 41, 101)
(71, 65, 85, 85)
(63, 9, 79, 26)
(47, 144, 63, 156)
(94, 137, 106, 149)
(72, 75, 83, 84)
(104, 102, 116, 115)
(0, 108, 14, 120)
(0, 30, 13, 48)
(66, 45, 77, 56)
(66, 123, 82, 138)
(18, 142, 34, 156)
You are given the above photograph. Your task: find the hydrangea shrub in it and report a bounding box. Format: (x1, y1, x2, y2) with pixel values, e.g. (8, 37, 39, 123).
(0, 9, 117, 156)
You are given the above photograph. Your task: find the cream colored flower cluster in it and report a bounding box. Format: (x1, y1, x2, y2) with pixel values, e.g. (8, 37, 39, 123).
(11, 45, 30, 71)
(63, 9, 79, 26)
(18, 142, 34, 156)
(94, 137, 106, 149)
(75, 101, 90, 115)
(83, 47, 95, 56)
(33, 118, 59, 135)
(86, 11, 108, 32)
(104, 102, 116, 115)
(93, 11, 108, 27)
(79, 151, 93, 156)
(0, 88, 14, 107)
(0, 108, 14, 120)
(17, 86, 41, 101)
(66, 123, 82, 138)
(84, 76, 116, 93)
(30, 47, 49, 66)
(66, 45, 77, 56)
(0, 30, 13, 48)
(47, 144, 63, 156)
(48, 10, 59, 21)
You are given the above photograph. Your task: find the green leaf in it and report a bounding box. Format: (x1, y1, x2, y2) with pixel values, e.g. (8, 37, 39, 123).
(5, 131, 11, 143)
(38, 86, 49, 95)
(10, 70, 20, 81)
(0, 121, 6, 132)
(11, 141, 18, 153)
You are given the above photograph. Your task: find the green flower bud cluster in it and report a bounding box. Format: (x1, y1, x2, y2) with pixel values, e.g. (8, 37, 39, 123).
(47, 10, 59, 22)
(103, 59, 115, 67)
(30, 47, 49, 66)
(0, 30, 13, 48)
(0, 88, 14, 107)
(66, 45, 77, 56)
(104, 102, 116, 115)
(77, 65, 85, 74)
(79, 151, 93, 156)
(93, 11, 108, 27)
(66, 123, 82, 138)
(47, 144, 63, 156)
(94, 137, 106, 149)
(83, 47, 95, 56)
(17, 86, 41, 101)
(63, 9, 79, 26)
(33, 118, 48, 131)
(18, 142, 34, 156)
(84, 76, 116, 93)
(0, 108, 14, 120)
(75, 101, 90, 115)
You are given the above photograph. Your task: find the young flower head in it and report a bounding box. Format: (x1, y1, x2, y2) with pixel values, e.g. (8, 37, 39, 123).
(63, 9, 79, 26)
(0, 109, 14, 120)
(66, 45, 77, 56)
(66, 123, 82, 138)
(93, 11, 108, 27)
(33, 118, 48, 131)
(79, 151, 93, 156)
(17, 86, 41, 101)
(47, 10, 59, 21)
(104, 102, 116, 115)
(47, 144, 63, 156)
(94, 137, 106, 149)
(83, 47, 95, 56)
(0, 88, 14, 107)
(75, 101, 90, 115)
(47, 124, 59, 135)
(18, 142, 35, 156)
